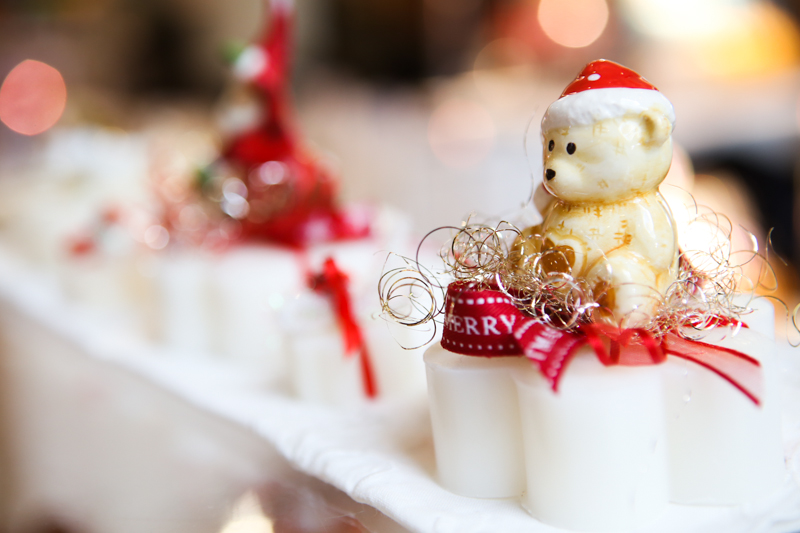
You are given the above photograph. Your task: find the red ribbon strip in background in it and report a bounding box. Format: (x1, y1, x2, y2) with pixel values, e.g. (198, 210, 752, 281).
(441, 282, 762, 405)
(309, 257, 378, 399)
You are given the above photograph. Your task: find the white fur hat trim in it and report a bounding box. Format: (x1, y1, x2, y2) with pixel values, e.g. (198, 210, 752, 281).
(542, 87, 675, 132)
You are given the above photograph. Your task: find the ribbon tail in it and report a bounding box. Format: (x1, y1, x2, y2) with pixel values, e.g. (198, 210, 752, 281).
(547, 336, 588, 392)
(514, 320, 587, 392)
(312, 257, 379, 399)
(358, 344, 378, 399)
(664, 333, 762, 406)
(639, 332, 667, 364)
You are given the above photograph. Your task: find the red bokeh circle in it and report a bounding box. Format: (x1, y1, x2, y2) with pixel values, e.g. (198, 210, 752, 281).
(0, 60, 67, 136)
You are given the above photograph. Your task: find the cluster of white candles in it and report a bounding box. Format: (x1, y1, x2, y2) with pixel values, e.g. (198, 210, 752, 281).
(151, 213, 430, 403)
(425, 298, 785, 531)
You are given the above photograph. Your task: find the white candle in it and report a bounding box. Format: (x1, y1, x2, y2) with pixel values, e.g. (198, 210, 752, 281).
(62, 256, 135, 312)
(283, 292, 362, 405)
(736, 296, 775, 340)
(155, 250, 215, 354)
(514, 349, 669, 532)
(283, 230, 431, 404)
(663, 324, 784, 505)
(424, 342, 528, 498)
(364, 317, 429, 400)
(290, 333, 364, 405)
(284, 292, 429, 405)
(58, 228, 157, 338)
(289, 329, 365, 406)
(214, 245, 303, 383)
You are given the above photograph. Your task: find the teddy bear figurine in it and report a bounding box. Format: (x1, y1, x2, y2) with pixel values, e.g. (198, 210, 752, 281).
(517, 60, 679, 327)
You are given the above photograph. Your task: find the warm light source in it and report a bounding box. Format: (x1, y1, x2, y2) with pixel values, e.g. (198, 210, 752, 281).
(0, 60, 67, 135)
(617, 0, 800, 78)
(537, 0, 609, 48)
(219, 492, 273, 533)
(662, 146, 766, 289)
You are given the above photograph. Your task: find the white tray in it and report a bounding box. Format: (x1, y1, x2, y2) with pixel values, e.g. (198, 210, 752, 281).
(0, 246, 798, 533)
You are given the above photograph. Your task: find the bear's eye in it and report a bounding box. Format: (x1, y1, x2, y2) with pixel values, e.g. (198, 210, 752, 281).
(566, 142, 576, 155)
(548, 140, 554, 151)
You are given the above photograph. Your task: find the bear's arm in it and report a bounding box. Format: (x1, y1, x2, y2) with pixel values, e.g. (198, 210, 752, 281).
(628, 197, 678, 270)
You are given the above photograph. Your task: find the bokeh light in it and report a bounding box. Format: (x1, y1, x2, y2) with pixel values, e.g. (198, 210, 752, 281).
(144, 225, 170, 250)
(0, 60, 67, 135)
(219, 492, 273, 533)
(537, 0, 609, 48)
(428, 98, 496, 169)
(472, 39, 538, 110)
(618, 0, 800, 78)
(618, 0, 736, 40)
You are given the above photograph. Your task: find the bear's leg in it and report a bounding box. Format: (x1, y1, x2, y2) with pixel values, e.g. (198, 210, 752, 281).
(586, 252, 663, 328)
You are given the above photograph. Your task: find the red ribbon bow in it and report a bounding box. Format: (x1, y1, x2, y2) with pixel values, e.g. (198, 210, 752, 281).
(310, 257, 378, 398)
(441, 282, 762, 405)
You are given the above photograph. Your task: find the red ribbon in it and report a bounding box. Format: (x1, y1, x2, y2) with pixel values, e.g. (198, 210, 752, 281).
(66, 207, 122, 257)
(309, 257, 378, 399)
(441, 282, 762, 405)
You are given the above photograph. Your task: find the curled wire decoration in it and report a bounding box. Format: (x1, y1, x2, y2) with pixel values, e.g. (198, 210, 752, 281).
(378, 253, 444, 328)
(379, 197, 793, 342)
(443, 221, 522, 285)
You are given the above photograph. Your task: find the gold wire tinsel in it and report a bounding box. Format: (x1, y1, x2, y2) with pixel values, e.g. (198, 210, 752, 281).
(379, 204, 794, 343)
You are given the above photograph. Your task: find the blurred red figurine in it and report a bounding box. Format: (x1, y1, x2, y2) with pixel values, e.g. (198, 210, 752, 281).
(218, 0, 368, 247)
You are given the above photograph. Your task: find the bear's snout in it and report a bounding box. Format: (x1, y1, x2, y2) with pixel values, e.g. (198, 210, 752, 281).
(545, 169, 556, 181)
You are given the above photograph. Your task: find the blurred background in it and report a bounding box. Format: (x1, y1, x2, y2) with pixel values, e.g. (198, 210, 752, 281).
(1, 0, 800, 531)
(3, 0, 800, 266)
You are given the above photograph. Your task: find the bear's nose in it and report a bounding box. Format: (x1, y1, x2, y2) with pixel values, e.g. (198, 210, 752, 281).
(545, 169, 556, 180)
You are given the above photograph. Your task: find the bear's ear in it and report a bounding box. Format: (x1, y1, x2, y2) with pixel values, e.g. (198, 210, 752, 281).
(640, 110, 672, 147)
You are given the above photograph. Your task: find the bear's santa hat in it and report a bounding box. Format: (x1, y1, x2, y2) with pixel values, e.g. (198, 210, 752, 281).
(542, 59, 675, 132)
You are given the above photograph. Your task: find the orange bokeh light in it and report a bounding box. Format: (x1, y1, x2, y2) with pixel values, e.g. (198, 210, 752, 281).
(0, 60, 67, 136)
(538, 0, 609, 48)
